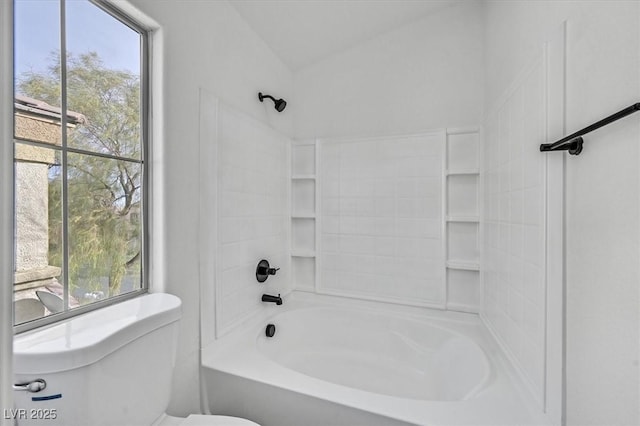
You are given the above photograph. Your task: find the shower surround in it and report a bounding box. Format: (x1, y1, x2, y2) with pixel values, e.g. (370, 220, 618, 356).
(197, 3, 563, 424)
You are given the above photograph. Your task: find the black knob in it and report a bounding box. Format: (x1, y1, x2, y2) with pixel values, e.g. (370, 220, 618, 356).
(265, 323, 276, 338)
(256, 259, 279, 283)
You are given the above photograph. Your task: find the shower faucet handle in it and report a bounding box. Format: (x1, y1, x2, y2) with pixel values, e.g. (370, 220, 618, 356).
(256, 259, 279, 283)
(268, 267, 280, 275)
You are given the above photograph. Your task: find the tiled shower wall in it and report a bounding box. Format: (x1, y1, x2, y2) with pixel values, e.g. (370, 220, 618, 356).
(483, 53, 547, 403)
(216, 105, 291, 336)
(319, 133, 445, 306)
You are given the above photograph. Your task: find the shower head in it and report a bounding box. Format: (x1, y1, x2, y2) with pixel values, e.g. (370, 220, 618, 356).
(258, 92, 287, 112)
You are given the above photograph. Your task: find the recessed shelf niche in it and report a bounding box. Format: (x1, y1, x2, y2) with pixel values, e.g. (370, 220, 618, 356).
(292, 144, 315, 176)
(291, 140, 318, 292)
(292, 179, 315, 217)
(447, 174, 478, 217)
(446, 268, 480, 312)
(447, 131, 479, 171)
(445, 129, 481, 313)
(447, 222, 479, 263)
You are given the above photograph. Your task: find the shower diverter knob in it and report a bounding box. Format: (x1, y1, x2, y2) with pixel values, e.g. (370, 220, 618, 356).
(256, 259, 279, 283)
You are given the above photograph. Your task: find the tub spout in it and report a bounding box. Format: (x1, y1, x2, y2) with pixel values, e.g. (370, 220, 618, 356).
(262, 293, 282, 305)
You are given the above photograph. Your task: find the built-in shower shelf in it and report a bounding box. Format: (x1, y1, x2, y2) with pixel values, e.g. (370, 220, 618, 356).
(446, 260, 480, 271)
(446, 168, 480, 176)
(446, 216, 479, 223)
(291, 140, 319, 291)
(291, 251, 316, 258)
(292, 213, 316, 219)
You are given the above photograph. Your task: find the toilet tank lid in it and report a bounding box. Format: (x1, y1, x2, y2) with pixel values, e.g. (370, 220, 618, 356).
(14, 293, 182, 374)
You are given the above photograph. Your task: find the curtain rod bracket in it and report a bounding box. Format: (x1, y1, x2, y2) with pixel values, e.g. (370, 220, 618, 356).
(540, 136, 583, 155)
(540, 102, 640, 156)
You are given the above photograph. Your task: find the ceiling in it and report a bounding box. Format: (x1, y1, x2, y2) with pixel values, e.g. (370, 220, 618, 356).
(229, 0, 460, 71)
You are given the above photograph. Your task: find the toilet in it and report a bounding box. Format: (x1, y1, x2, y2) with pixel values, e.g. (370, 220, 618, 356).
(13, 293, 259, 426)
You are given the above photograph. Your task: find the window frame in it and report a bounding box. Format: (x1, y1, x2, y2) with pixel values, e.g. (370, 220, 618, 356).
(13, 0, 150, 334)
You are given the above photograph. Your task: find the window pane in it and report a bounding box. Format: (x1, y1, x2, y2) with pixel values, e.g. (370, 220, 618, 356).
(13, 0, 147, 331)
(14, 146, 63, 325)
(67, 153, 142, 306)
(66, 0, 142, 159)
(14, 0, 62, 141)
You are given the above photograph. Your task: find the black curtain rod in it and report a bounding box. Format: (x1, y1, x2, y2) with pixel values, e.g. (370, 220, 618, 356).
(540, 102, 640, 155)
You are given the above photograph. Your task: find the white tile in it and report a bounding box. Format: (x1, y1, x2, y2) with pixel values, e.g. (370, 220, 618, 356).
(415, 177, 440, 198)
(322, 234, 340, 253)
(220, 265, 254, 297)
(342, 179, 359, 197)
(374, 179, 396, 197)
(323, 253, 342, 272)
(356, 198, 375, 216)
(499, 223, 510, 252)
(221, 242, 244, 270)
(507, 285, 525, 327)
(359, 178, 376, 197)
(523, 224, 543, 266)
(372, 218, 395, 236)
(356, 255, 380, 276)
(340, 217, 359, 234)
(375, 237, 396, 256)
(321, 197, 338, 216)
(509, 223, 524, 258)
(396, 178, 416, 197)
(510, 190, 524, 224)
(523, 186, 543, 226)
(323, 179, 340, 197)
(323, 216, 340, 234)
(397, 198, 417, 218)
(523, 262, 544, 307)
(521, 338, 545, 398)
(499, 192, 510, 222)
(340, 197, 358, 216)
(374, 198, 395, 217)
(523, 298, 544, 347)
(421, 197, 441, 219)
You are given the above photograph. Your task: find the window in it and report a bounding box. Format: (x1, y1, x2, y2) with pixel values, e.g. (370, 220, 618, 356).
(13, 0, 148, 331)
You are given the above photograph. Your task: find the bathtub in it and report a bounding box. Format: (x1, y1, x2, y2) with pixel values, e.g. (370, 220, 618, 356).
(202, 292, 546, 426)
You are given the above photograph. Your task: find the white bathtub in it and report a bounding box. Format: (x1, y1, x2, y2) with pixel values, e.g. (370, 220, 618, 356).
(202, 292, 546, 426)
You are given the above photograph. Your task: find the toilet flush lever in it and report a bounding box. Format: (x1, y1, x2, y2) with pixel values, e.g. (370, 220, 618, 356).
(13, 379, 46, 393)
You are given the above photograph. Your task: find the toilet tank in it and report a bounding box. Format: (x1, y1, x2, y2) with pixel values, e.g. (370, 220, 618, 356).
(13, 293, 182, 426)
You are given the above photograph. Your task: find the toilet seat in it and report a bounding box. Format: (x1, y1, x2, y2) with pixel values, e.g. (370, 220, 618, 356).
(181, 415, 260, 426)
(154, 414, 260, 426)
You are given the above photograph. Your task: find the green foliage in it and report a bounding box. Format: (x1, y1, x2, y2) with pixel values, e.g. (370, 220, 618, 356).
(19, 52, 142, 297)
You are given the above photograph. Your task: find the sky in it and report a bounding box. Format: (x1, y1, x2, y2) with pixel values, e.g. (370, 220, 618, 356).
(15, 0, 140, 86)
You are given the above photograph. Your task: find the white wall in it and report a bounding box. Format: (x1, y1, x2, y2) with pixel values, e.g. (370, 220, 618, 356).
(121, 0, 294, 415)
(293, 1, 483, 140)
(485, 2, 640, 424)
